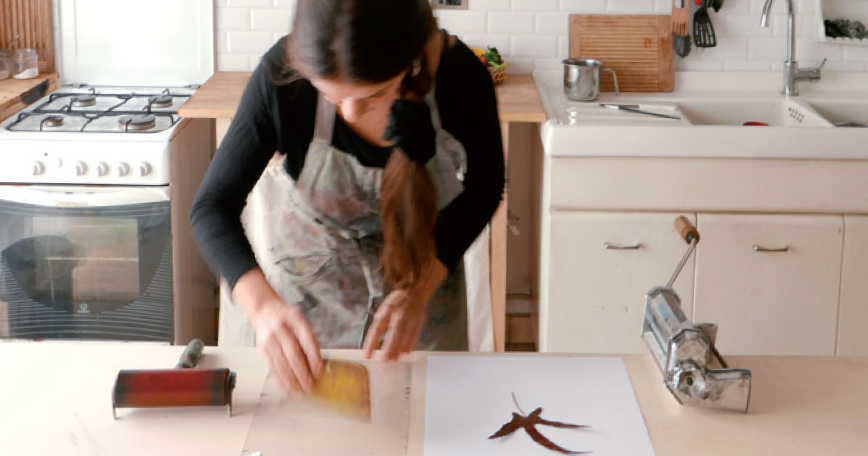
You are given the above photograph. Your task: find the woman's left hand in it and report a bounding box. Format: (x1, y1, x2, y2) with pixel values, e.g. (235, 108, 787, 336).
(361, 288, 428, 361)
(362, 261, 449, 360)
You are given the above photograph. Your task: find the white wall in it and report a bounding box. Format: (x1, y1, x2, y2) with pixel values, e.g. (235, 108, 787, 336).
(215, 0, 868, 73)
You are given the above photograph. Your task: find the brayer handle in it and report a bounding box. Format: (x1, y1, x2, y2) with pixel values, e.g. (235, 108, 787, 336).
(675, 216, 700, 245)
(175, 339, 205, 368)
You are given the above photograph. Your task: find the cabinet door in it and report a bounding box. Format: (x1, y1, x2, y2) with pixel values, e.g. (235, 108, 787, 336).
(838, 216, 868, 356)
(541, 212, 696, 354)
(694, 214, 843, 356)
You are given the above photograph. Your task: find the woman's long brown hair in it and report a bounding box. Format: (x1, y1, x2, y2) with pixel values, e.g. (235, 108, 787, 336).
(287, 0, 440, 289)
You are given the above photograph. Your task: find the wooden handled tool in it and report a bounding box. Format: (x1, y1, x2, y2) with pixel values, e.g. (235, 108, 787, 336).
(111, 339, 236, 419)
(670, 0, 690, 37)
(675, 215, 700, 245)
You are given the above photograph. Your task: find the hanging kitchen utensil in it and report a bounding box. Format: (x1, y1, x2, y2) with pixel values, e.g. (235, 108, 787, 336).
(640, 216, 752, 413)
(670, 0, 690, 37)
(693, 0, 717, 48)
(710, 0, 724, 12)
(674, 34, 692, 58)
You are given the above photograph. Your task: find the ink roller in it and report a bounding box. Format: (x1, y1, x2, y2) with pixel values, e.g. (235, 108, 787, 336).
(111, 339, 237, 419)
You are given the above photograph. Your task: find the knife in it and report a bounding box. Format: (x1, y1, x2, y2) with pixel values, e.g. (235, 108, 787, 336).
(599, 103, 681, 120)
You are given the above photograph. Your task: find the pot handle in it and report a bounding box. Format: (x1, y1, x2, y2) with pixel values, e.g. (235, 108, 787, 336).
(602, 67, 620, 94)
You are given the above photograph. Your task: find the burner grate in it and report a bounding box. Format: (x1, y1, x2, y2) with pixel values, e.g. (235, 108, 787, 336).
(147, 95, 174, 109)
(118, 115, 157, 131)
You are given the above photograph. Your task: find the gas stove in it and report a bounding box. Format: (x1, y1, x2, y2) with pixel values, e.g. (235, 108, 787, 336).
(5, 85, 197, 134)
(0, 85, 199, 186)
(0, 0, 217, 346)
(0, 0, 215, 187)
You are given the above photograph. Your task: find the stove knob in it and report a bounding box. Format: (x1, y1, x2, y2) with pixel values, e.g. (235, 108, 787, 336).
(116, 162, 131, 177)
(32, 161, 46, 176)
(97, 162, 110, 177)
(75, 161, 88, 176)
(138, 162, 152, 177)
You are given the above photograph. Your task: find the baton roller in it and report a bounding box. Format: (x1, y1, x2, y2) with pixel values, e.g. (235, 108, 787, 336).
(640, 216, 752, 413)
(111, 339, 237, 419)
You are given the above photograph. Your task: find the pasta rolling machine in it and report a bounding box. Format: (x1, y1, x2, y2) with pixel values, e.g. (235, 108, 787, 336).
(640, 216, 752, 413)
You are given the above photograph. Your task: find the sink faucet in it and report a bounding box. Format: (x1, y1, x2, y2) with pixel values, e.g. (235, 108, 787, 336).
(760, 0, 826, 96)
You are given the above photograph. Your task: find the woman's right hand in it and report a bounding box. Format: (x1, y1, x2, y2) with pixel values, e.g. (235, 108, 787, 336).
(233, 269, 323, 394)
(250, 298, 323, 393)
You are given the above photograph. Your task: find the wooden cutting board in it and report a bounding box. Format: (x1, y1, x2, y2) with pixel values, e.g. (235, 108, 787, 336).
(0, 73, 57, 122)
(569, 15, 673, 93)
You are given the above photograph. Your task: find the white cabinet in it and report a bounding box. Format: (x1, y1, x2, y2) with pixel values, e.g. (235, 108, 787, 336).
(838, 216, 868, 356)
(693, 214, 843, 356)
(536, 154, 868, 357)
(540, 212, 696, 354)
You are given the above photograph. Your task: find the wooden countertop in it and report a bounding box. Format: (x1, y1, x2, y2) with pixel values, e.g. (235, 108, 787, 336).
(2, 342, 867, 456)
(0, 73, 58, 122)
(179, 72, 546, 123)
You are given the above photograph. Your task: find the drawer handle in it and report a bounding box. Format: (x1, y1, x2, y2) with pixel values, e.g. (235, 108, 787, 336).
(753, 245, 790, 252)
(604, 242, 642, 250)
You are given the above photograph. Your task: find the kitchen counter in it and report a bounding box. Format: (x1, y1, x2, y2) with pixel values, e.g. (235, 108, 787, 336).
(2, 341, 867, 455)
(179, 72, 545, 123)
(534, 70, 868, 160)
(0, 73, 58, 122)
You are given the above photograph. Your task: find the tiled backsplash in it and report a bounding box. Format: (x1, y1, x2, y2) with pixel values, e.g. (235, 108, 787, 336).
(215, 0, 868, 73)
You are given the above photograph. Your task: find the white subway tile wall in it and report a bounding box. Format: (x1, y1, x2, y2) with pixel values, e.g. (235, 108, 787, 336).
(214, 0, 868, 73)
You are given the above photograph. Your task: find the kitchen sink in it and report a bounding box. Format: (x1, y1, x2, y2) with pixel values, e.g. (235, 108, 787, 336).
(803, 99, 868, 127)
(676, 98, 834, 127)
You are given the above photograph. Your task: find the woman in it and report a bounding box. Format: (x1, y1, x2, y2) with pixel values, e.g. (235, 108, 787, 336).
(190, 0, 504, 393)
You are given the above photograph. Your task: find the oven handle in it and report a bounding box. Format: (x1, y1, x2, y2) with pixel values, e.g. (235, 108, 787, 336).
(0, 185, 170, 207)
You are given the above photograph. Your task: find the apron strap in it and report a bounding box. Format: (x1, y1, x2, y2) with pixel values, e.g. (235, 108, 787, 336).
(313, 93, 336, 145)
(426, 89, 443, 132)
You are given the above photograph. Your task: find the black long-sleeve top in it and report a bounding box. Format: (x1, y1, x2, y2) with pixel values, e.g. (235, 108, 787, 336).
(191, 34, 505, 289)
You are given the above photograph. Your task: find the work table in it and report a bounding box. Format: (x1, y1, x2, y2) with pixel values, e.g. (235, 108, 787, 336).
(1, 341, 866, 456)
(179, 72, 546, 123)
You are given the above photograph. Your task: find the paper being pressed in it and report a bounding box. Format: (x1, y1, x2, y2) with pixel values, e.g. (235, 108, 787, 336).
(243, 360, 411, 456)
(424, 356, 656, 456)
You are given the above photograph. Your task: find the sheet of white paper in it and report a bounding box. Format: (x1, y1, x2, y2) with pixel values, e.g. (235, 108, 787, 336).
(424, 356, 656, 456)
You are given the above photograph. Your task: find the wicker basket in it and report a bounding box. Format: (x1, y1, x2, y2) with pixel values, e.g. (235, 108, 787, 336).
(488, 61, 507, 86)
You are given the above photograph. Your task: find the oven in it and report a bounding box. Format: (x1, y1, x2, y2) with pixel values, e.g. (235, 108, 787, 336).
(0, 0, 216, 344)
(0, 97, 216, 344)
(0, 186, 173, 341)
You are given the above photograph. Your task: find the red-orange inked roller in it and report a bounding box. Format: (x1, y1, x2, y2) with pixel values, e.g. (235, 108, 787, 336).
(111, 339, 237, 419)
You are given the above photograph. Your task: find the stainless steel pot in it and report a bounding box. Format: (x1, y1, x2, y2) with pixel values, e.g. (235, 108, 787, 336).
(563, 59, 620, 102)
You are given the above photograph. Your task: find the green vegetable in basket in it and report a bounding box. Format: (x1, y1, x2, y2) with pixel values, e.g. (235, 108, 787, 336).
(483, 47, 503, 66)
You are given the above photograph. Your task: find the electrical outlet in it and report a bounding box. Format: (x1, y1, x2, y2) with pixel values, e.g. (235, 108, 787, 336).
(431, 0, 468, 10)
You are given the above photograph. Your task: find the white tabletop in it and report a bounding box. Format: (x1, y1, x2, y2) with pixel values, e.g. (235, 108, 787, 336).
(2, 342, 867, 456)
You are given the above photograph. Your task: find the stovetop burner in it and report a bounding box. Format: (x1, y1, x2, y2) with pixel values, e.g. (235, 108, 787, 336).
(118, 115, 157, 131)
(148, 95, 174, 109)
(71, 94, 97, 107)
(42, 115, 65, 129)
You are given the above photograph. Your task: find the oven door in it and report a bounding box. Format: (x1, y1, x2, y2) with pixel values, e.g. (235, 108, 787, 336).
(0, 185, 174, 342)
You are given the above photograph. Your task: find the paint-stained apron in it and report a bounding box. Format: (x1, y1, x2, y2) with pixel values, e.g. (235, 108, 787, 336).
(220, 91, 483, 350)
